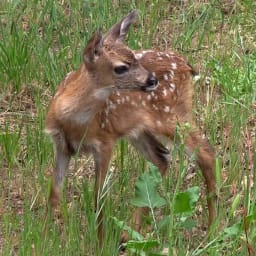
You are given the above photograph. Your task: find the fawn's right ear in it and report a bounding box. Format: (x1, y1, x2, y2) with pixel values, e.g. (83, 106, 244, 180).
(83, 30, 103, 64)
(103, 10, 138, 43)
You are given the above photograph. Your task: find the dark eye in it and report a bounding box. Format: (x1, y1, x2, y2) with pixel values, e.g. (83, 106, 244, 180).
(114, 65, 129, 75)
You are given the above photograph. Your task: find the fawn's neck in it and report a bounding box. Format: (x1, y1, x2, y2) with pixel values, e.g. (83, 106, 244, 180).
(58, 64, 112, 124)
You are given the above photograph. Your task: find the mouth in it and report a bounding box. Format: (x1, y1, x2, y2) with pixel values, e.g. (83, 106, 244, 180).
(115, 85, 143, 90)
(141, 81, 159, 92)
(114, 81, 159, 91)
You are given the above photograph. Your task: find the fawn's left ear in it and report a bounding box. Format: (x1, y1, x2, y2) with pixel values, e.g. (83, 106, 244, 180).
(83, 29, 103, 64)
(103, 10, 138, 43)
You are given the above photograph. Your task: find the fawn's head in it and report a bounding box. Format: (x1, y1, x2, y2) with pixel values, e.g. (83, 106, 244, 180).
(83, 10, 158, 93)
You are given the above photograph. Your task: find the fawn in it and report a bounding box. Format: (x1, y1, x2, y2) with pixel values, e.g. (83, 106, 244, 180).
(45, 9, 157, 206)
(45, 10, 216, 246)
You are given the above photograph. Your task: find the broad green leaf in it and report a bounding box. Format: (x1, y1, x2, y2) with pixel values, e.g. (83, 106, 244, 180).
(130, 164, 166, 208)
(126, 239, 160, 251)
(223, 223, 242, 238)
(222, 213, 256, 240)
(173, 186, 200, 214)
(246, 213, 256, 224)
(112, 217, 144, 241)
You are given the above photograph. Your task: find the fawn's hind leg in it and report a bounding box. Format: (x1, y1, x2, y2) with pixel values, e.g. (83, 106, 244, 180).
(184, 129, 216, 227)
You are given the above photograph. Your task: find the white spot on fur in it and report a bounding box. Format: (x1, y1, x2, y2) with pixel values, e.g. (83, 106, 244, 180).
(164, 106, 170, 113)
(142, 100, 146, 106)
(162, 88, 167, 97)
(135, 50, 154, 60)
(169, 83, 175, 92)
(117, 99, 121, 104)
(163, 74, 168, 81)
(152, 104, 158, 110)
(152, 72, 156, 77)
(126, 95, 130, 102)
(121, 97, 125, 104)
(169, 70, 174, 77)
(147, 94, 151, 100)
(157, 57, 163, 61)
(108, 100, 116, 109)
(101, 123, 105, 129)
(171, 63, 177, 69)
(151, 91, 155, 97)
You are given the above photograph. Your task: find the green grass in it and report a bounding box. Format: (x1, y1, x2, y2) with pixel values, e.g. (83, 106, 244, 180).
(0, 0, 255, 255)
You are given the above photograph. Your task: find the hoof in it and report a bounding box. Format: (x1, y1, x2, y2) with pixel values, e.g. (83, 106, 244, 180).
(118, 241, 126, 254)
(119, 231, 128, 253)
(49, 186, 60, 207)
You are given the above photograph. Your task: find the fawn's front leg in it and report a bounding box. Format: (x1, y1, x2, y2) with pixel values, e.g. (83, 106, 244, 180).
(49, 131, 71, 207)
(92, 142, 114, 246)
(120, 131, 170, 242)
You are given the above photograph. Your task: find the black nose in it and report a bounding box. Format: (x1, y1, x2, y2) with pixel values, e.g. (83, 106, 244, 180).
(142, 74, 158, 91)
(147, 74, 158, 87)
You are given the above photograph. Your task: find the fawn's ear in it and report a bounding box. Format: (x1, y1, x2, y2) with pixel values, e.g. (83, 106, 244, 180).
(103, 10, 138, 43)
(83, 30, 103, 63)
